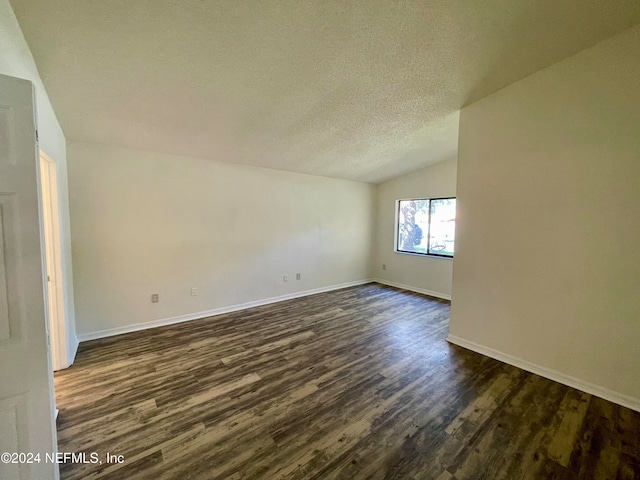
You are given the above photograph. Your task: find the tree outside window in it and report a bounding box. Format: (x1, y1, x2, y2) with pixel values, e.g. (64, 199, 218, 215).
(397, 198, 456, 257)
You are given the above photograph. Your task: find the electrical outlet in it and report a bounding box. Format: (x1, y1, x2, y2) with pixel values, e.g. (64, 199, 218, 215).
(382, 264, 386, 270)
(296, 273, 301, 280)
(190, 288, 197, 296)
(151, 293, 159, 303)
(283, 275, 288, 282)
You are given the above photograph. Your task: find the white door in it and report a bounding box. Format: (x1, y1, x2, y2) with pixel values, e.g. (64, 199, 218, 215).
(0, 74, 58, 479)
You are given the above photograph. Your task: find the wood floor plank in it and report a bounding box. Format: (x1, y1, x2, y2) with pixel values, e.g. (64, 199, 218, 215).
(546, 390, 592, 467)
(54, 283, 640, 479)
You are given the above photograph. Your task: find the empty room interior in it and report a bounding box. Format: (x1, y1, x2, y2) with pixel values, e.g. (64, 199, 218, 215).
(1, 1, 639, 479)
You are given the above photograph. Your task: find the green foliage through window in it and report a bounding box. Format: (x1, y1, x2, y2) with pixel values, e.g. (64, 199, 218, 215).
(397, 198, 456, 257)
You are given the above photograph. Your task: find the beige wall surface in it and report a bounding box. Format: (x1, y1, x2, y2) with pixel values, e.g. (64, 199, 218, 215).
(450, 26, 640, 404)
(374, 157, 457, 298)
(68, 142, 376, 336)
(0, 0, 77, 364)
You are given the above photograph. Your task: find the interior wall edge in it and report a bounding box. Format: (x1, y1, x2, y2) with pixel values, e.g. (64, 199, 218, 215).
(447, 334, 640, 413)
(67, 334, 79, 366)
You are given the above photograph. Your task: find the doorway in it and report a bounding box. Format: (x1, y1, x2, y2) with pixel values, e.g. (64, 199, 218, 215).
(39, 150, 68, 371)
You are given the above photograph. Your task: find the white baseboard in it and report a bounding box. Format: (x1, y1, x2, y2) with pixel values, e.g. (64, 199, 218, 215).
(373, 278, 451, 301)
(447, 334, 640, 413)
(77, 279, 374, 343)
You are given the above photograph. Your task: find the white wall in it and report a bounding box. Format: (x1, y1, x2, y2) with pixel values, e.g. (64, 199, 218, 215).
(373, 157, 457, 299)
(450, 25, 640, 409)
(0, 0, 78, 365)
(68, 142, 376, 337)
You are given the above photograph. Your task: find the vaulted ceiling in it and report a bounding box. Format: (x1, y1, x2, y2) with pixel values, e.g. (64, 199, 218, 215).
(10, 0, 640, 183)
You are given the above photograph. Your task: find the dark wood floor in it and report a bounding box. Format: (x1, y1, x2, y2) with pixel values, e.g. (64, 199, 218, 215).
(54, 283, 640, 479)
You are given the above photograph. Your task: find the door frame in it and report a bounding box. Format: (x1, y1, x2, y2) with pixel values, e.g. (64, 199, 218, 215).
(39, 150, 68, 371)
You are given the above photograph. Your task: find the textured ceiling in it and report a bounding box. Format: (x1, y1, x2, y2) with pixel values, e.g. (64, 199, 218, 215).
(10, 0, 640, 183)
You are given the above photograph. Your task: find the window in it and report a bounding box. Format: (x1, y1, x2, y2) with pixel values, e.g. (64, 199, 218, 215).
(396, 198, 456, 257)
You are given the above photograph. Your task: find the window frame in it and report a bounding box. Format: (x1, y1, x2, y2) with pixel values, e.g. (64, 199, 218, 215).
(394, 196, 456, 259)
